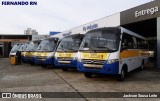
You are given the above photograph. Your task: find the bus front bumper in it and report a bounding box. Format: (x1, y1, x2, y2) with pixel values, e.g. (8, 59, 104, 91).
(26, 56, 36, 63)
(21, 56, 27, 62)
(35, 57, 54, 65)
(77, 61, 119, 75)
(54, 59, 77, 69)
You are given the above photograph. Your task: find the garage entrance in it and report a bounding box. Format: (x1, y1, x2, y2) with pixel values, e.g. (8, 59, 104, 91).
(122, 18, 157, 69)
(120, 0, 160, 68)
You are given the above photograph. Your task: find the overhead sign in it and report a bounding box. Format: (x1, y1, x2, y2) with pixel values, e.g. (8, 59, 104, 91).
(83, 24, 98, 31)
(135, 6, 159, 17)
(120, 0, 160, 25)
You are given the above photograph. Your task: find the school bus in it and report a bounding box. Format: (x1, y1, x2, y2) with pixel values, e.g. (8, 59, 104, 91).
(77, 27, 149, 81)
(54, 34, 84, 71)
(35, 38, 59, 67)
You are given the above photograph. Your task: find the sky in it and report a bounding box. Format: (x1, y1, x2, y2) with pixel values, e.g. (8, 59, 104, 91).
(0, 0, 153, 35)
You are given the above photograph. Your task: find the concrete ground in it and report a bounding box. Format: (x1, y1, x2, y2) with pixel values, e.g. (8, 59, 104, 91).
(0, 58, 160, 101)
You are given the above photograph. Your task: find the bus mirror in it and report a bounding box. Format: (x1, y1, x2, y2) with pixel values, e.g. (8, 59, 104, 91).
(121, 42, 127, 51)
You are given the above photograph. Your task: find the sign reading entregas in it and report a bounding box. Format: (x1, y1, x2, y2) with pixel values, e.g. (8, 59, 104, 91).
(120, 0, 160, 25)
(135, 6, 159, 17)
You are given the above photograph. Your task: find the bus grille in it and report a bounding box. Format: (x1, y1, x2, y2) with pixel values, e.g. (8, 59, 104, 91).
(82, 59, 105, 69)
(36, 56, 47, 60)
(26, 57, 33, 61)
(58, 57, 72, 61)
(58, 58, 72, 64)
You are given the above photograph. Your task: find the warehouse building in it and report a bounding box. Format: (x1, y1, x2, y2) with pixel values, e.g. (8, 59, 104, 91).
(0, 35, 49, 57)
(52, 0, 160, 68)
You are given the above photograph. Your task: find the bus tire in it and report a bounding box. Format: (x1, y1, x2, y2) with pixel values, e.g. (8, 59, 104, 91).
(30, 62, 35, 65)
(84, 72, 92, 78)
(41, 65, 47, 68)
(139, 61, 144, 71)
(62, 67, 68, 71)
(117, 67, 126, 81)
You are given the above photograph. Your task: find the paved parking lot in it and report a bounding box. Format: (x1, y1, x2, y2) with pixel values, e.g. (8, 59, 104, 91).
(0, 58, 160, 101)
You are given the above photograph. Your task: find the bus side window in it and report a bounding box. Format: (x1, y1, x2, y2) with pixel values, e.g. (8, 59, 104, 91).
(133, 37, 137, 49)
(137, 38, 148, 49)
(121, 33, 134, 50)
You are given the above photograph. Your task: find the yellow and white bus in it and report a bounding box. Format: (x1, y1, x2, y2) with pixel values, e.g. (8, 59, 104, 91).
(77, 27, 149, 81)
(35, 38, 59, 67)
(54, 34, 84, 71)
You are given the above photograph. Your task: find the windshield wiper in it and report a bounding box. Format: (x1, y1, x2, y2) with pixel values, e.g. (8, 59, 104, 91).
(89, 46, 97, 52)
(67, 48, 77, 51)
(94, 46, 111, 50)
(59, 48, 67, 52)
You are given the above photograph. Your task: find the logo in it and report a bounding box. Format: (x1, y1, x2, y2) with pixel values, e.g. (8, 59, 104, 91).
(2, 1, 37, 5)
(83, 24, 98, 31)
(135, 6, 159, 17)
(2, 93, 11, 98)
(1, 93, 42, 99)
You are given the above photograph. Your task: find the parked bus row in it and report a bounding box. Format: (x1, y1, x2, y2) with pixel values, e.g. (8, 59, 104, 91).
(9, 27, 149, 81)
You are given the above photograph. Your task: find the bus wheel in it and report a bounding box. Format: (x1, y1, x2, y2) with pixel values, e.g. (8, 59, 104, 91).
(139, 62, 144, 71)
(84, 73, 92, 78)
(30, 62, 35, 65)
(117, 68, 126, 81)
(62, 67, 68, 71)
(41, 65, 47, 68)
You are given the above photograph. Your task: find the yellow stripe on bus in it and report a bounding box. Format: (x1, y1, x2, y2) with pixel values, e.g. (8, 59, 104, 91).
(120, 49, 149, 59)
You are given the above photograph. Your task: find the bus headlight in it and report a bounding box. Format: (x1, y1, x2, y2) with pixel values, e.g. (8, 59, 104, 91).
(48, 56, 52, 58)
(72, 53, 78, 60)
(55, 56, 58, 59)
(77, 52, 81, 62)
(54, 53, 58, 59)
(77, 58, 82, 62)
(73, 57, 77, 60)
(47, 53, 54, 58)
(106, 59, 119, 64)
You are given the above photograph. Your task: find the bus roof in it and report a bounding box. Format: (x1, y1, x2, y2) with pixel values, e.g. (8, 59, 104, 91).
(87, 27, 146, 40)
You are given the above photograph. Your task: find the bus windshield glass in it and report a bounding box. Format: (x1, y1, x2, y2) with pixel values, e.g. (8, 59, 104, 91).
(10, 44, 22, 53)
(37, 39, 56, 52)
(79, 29, 120, 52)
(26, 42, 39, 51)
(19, 43, 28, 51)
(57, 36, 82, 52)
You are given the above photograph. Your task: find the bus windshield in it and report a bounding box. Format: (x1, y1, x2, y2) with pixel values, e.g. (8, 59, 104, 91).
(26, 42, 39, 51)
(10, 44, 22, 53)
(37, 39, 57, 52)
(57, 36, 82, 52)
(79, 29, 120, 52)
(19, 43, 28, 51)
